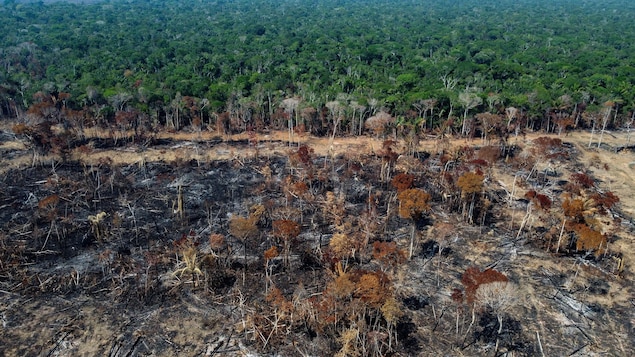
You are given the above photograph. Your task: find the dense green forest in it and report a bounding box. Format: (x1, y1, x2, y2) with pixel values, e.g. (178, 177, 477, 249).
(2, 0, 635, 136)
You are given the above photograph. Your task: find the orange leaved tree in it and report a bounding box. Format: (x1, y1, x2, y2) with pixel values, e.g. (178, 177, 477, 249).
(229, 214, 259, 285)
(391, 173, 415, 192)
(397, 188, 431, 259)
(272, 219, 301, 268)
(570, 223, 607, 257)
(457, 171, 484, 224)
(263, 246, 279, 293)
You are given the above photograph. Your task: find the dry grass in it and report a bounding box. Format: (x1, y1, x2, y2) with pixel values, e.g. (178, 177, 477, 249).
(2, 126, 633, 216)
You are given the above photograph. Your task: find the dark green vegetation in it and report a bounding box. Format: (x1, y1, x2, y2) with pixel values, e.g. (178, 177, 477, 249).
(1, 0, 635, 135)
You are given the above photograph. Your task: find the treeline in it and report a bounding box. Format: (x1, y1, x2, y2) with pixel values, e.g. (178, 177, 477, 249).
(1, 0, 635, 136)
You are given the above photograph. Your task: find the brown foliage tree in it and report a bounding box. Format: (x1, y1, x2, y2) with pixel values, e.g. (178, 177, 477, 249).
(229, 214, 259, 274)
(557, 194, 603, 253)
(571, 172, 595, 189)
(38, 194, 60, 222)
(264, 246, 279, 261)
(457, 171, 484, 223)
(272, 219, 301, 241)
(391, 173, 415, 192)
(397, 188, 431, 220)
(296, 144, 313, 166)
(272, 219, 301, 268)
(38, 194, 60, 210)
(263, 246, 279, 292)
(397, 188, 431, 259)
(475, 112, 502, 142)
(323, 191, 346, 226)
(331, 267, 356, 301)
(457, 172, 484, 196)
(372, 241, 406, 268)
(209, 233, 226, 252)
(329, 233, 355, 263)
(562, 198, 586, 222)
(355, 271, 392, 308)
(571, 223, 607, 257)
(476, 145, 500, 168)
(377, 140, 399, 182)
(555, 116, 575, 135)
(365, 111, 394, 137)
(229, 216, 258, 240)
(590, 191, 619, 215)
(252, 286, 295, 347)
(532, 136, 568, 160)
(524, 190, 552, 211)
(461, 267, 508, 305)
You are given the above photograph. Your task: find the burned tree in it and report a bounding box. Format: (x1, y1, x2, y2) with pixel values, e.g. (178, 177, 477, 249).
(457, 171, 484, 224)
(272, 219, 301, 268)
(397, 188, 431, 259)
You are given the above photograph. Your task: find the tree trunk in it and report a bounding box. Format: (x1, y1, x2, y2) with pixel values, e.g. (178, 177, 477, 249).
(555, 218, 566, 253)
(409, 223, 416, 260)
(461, 108, 469, 136)
(468, 193, 476, 224)
(573, 103, 580, 128)
(598, 107, 611, 148)
(627, 123, 633, 145)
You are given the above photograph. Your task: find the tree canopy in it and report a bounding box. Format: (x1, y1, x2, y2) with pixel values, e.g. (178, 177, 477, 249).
(2, 0, 635, 134)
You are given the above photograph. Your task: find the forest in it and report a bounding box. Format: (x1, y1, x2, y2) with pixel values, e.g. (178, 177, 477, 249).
(1, 0, 635, 137)
(1, 0, 635, 356)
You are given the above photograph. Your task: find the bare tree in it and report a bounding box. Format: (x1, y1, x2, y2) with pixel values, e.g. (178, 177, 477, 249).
(169, 92, 184, 130)
(583, 110, 601, 148)
(365, 111, 394, 138)
(486, 92, 501, 112)
(625, 110, 634, 145)
(504, 106, 519, 139)
(349, 100, 366, 135)
(412, 98, 437, 131)
(504, 107, 518, 127)
(109, 92, 133, 113)
(422, 98, 438, 130)
(597, 100, 620, 148)
(458, 87, 483, 136)
(281, 97, 301, 146)
(475, 281, 517, 334)
(326, 100, 344, 153)
(440, 73, 458, 91)
(476, 112, 502, 143)
(367, 97, 379, 116)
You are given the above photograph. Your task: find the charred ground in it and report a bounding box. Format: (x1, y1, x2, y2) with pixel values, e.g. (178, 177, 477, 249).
(1, 128, 634, 356)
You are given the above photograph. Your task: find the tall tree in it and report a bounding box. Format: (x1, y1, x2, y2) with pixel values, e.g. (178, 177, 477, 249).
(458, 87, 483, 136)
(457, 171, 484, 224)
(397, 188, 431, 259)
(281, 97, 301, 146)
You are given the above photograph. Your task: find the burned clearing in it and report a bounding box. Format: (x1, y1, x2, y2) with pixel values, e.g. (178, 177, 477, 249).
(1, 130, 634, 356)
